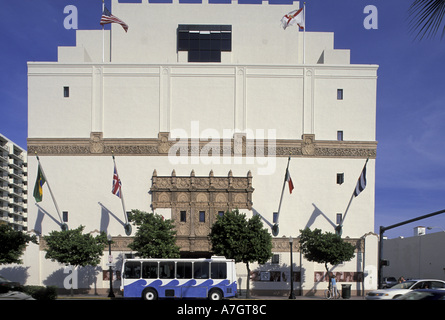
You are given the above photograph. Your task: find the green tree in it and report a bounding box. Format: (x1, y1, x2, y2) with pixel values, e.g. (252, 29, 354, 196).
(128, 209, 180, 258)
(43, 225, 108, 295)
(0, 224, 38, 265)
(43, 225, 108, 267)
(209, 209, 272, 298)
(299, 228, 355, 277)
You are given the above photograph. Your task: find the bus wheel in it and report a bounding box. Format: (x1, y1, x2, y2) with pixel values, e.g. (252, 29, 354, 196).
(208, 289, 223, 301)
(142, 288, 158, 301)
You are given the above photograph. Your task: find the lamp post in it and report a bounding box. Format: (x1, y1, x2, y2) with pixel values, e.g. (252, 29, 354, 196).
(289, 236, 296, 299)
(107, 234, 115, 298)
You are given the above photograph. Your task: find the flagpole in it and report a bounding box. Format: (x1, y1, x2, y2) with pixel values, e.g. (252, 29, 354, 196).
(337, 158, 369, 235)
(109, 0, 112, 62)
(273, 155, 291, 236)
(303, 2, 306, 64)
(102, 0, 105, 63)
(35, 153, 65, 229)
(109, 18, 112, 62)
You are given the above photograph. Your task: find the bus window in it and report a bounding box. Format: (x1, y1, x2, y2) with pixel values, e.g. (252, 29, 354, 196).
(142, 261, 158, 279)
(159, 261, 175, 279)
(177, 262, 192, 279)
(211, 262, 227, 279)
(124, 261, 141, 279)
(194, 262, 209, 279)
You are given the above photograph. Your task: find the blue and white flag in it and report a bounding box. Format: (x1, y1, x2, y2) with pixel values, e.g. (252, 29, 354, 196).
(353, 160, 368, 197)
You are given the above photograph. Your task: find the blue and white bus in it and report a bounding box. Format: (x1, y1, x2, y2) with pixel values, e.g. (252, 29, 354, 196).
(120, 256, 237, 300)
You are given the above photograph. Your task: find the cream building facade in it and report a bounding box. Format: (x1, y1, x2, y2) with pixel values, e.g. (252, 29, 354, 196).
(17, 0, 379, 296)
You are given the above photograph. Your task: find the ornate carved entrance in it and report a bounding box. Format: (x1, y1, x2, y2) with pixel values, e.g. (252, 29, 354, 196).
(150, 170, 254, 257)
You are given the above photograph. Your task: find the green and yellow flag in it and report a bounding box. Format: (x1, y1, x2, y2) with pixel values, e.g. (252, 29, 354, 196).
(33, 164, 46, 202)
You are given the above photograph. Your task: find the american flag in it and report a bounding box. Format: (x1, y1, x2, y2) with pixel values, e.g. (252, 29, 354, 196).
(100, 6, 128, 32)
(112, 163, 122, 198)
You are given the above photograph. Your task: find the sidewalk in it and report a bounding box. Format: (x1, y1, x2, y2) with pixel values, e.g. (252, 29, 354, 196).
(239, 293, 365, 300)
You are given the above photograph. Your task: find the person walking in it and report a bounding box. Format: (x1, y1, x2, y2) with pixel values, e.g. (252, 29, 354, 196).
(330, 273, 339, 298)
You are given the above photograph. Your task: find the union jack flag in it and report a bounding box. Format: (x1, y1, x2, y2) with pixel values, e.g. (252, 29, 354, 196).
(100, 6, 128, 32)
(112, 164, 122, 198)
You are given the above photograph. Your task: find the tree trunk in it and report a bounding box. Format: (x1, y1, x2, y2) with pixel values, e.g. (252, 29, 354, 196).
(325, 263, 331, 290)
(245, 262, 251, 299)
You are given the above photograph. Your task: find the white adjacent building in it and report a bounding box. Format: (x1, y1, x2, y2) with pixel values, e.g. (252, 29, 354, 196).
(382, 229, 445, 281)
(0, 134, 27, 232)
(20, 0, 379, 296)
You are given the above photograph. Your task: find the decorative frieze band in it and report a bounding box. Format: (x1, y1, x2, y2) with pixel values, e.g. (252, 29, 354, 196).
(28, 132, 377, 159)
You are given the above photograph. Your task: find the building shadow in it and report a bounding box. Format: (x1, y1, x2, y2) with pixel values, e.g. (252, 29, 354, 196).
(98, 202, 126, 232)
(305, 203, 337, 231)
(33, 204, 63, 234)
(0, 266, 30, 285)
(252, 206, 273, 229)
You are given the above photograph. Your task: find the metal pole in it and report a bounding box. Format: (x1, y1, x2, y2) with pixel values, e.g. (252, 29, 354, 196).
(289, 236, 295, 299)
(108, 234, 115, 298)
(378, 226, 384, 289)
(102, 0, 105, 63)
(303, 2, 306, 64)
(273, 156, 291, 235)
(112, 155, 127, 223)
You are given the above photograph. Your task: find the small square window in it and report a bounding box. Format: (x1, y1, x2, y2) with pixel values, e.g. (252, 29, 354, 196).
(336, 173, 344, 185)
(337, 89, 343, 100)
(337, 131, 343, 141)
(336, 213, 343, 225)
(218, 211, 224, 217)
(180, 210, 187, 222)
(271, 254, 280, 264)
(273, 212, 278, 224)
(199, 211, 205, 222)
(63, 86, 70, 98)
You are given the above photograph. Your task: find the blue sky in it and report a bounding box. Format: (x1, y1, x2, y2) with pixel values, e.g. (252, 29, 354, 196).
(1, 0, 445, 238)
